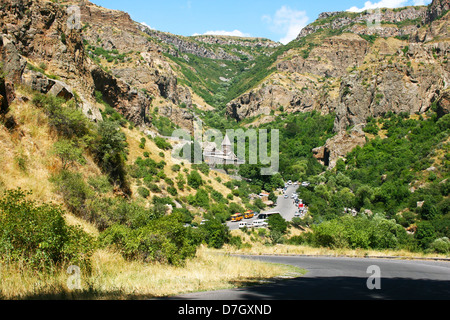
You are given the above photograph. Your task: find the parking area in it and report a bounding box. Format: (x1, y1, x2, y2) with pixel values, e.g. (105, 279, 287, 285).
(227, 183, 308, 231)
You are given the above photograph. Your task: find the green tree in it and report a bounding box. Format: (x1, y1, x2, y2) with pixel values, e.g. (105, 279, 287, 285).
(194, 188, 210, 209)
(52, 139, 84, 170)
(200, 219, 230, 249)
(268, 214, 288, 244)
(268, 191, 277, 203)
(187, 170, 203, 189)
(93, 121, 129, 193)
(415, 221, 437, 249)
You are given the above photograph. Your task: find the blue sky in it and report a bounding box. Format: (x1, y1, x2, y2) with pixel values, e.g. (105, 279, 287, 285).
(90, 0, 432, 44)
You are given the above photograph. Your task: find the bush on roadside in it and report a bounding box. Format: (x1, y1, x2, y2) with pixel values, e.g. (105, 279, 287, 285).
(429, 237, 450, 254)
(99, 213, 198, 266)
(0, 189, 94, 271)
(309, 215, 410, 250)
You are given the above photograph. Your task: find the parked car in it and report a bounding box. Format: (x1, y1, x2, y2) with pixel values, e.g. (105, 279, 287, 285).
(252, 220, 261, 228)
(239, 222, 248, 229)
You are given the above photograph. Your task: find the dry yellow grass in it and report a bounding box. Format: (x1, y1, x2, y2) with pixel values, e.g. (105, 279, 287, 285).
(0, 246, 303, 300)
(0, 99, 59, 203)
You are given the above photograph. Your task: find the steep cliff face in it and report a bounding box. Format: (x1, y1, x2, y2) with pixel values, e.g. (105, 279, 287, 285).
(0, 0, 95, 94)
(0, 0, 106, 123)
(334, 40, 448, 131)
(78, 1, 196, 130)
(426, 0, 450, 23)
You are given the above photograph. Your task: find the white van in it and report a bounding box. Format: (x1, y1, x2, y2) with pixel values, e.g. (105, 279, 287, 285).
(252, 220, 268, 228)
(239, 222, 248, 229)
(252, 220, 262, 228)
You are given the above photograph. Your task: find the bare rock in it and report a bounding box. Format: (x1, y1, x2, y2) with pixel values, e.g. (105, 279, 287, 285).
(313, 124, 367, 169)
(436, 89, 450, 118)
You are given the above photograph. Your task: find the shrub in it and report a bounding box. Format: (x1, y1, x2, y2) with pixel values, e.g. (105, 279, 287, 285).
(88, 175, 113, 194)
(268, 214, 288, 235)
(415, 221, 437, 249)
(154, 136, 172, 151)
(199, 219, 230, 249)
(167, 186, 178, 196)
(139, 137, 146, 149)
(92, 121, 129, 193)
(52, 139, 85, 170)
(137, 186, 150, 199)
(0, 189, 94, 271)
(100, 214, 197, 266)
(187, 170, 203, 189)
(32, 93, 92, 140)
(430, 237, 450, 254)
(193, 188, 210, 209)
(310, 215, 409, 250)
(51, 170, 94, 220)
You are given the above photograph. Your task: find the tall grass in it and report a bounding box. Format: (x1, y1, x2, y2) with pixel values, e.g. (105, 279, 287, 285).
(0, 246, 302, 300)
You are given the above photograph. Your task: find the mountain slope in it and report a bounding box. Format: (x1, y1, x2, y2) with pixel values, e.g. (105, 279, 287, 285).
(225, 1, 449, 135)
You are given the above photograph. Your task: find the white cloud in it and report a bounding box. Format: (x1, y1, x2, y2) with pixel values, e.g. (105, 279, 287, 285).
(192, 30, 252, 37)
(346, 0, 430, 12)
(263, 6, 309, 45)
(140, 22, 154, 30)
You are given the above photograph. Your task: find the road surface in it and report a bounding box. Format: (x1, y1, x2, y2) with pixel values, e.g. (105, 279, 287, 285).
(228, 184, 300, 231)
(167, 255, 450, 300)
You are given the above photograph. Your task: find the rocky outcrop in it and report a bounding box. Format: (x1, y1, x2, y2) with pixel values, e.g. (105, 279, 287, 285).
(91, 66, 151, 126)
(334, 42, 448, 131)
(225, 0, 449, 169)
(0, 34, 26, 83)
(227, 33, 369, 121)
(426, 0, 450, 23)
(0, 33, 27, 115)
(0, 78, 12, 115)
(297, 7, 428, 41)
(436, 89, 450, 117)
(159, 105, 195, 132)
(279, 33, 370, 78)
(192, 35, 281, 49)
(0, 0, 105, 123)
(141, 27, 241, 61)
(226, 81, 317, 122)
(228, 1, 449, 131)
(313, 124, 367, 169)
(79, 1, 195, 129)
(0, 0, 196, 130)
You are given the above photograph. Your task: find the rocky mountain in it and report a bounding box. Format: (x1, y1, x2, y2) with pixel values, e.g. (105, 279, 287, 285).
(0, 0, 205, 134)
(1, 0, 448, 168)
(225, 0, 449, 167)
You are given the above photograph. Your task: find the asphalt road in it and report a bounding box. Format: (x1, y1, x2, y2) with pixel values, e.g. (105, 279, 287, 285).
(228, 185, 300, 231)
(167, 256, 450, 300)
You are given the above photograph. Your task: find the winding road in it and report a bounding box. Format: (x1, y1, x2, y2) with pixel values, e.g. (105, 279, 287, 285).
(228, 185, 300, 231)
(169, 256, 450, 300)
(216, 185, 450, 300)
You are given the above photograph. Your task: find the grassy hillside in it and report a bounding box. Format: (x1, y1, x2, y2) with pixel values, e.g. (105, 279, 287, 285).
(0, 84, 302, 299)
